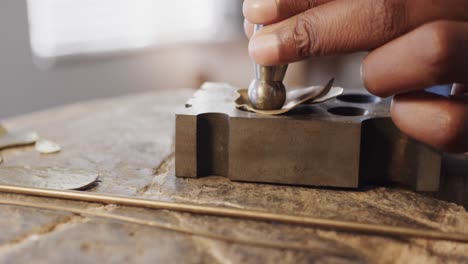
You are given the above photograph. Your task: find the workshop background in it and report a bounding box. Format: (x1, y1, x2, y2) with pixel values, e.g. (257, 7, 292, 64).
(0, 0, 365, 119)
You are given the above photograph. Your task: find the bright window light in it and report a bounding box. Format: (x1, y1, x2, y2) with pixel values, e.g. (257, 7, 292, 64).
(27, 0, 222, 58)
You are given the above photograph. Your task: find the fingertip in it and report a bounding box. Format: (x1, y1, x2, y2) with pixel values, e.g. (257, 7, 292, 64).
(391, 93, 468, 152)
(244, 19, 254, 39)
(248, 32, 281, 65)
(361, 54, 392, 98)
(360, 61, 371, 94)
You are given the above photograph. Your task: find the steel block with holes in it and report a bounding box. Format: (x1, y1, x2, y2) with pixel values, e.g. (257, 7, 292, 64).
(175, 83, 441, 191)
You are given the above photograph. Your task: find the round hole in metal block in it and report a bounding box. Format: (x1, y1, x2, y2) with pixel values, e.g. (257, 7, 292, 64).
(328, 106, 368, 116)
(287, 105, 323, 116)
(337, 94, 380, 104)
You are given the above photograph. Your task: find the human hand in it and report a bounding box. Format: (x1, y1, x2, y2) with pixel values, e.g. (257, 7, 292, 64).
(243, 0, 468, 152)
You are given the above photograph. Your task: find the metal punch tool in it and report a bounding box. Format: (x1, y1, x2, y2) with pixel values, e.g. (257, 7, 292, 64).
(248, 25, 288, 110)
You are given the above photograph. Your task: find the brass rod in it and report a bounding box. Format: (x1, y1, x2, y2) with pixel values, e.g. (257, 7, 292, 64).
(0, 199, 322, 252)
(0, 184, 467, 243)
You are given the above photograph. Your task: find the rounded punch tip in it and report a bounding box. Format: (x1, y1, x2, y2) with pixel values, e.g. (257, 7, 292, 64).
(248, 79, 286, 110)
(248, 24, 288, 110)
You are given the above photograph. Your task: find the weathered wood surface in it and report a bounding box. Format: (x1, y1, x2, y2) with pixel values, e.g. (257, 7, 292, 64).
(0, 90, 467, 263)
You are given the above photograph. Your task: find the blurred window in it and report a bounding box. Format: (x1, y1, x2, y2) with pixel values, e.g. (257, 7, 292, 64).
(27, 0, 238, 59)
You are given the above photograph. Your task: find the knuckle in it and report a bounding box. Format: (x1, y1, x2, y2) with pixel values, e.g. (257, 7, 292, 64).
(370, 0, 408, 42)
(305, 0, 319, 9)
(282, 0, 317, 13)
(293, 13, 321, 57)
(290, 0, 318, 11)
(422, 21, 457, 84)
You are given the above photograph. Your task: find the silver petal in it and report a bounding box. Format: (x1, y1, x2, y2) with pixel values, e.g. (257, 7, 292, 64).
(0, 131, 39, 150)
(0, 167, 99, 190)
(235, 78, 343, 115)
(35, 139, 61, 154)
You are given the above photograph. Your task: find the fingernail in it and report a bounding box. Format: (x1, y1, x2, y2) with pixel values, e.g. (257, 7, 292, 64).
(359, 63, 364, 85)
(243, 0, 276, 24)
(249, 34, 281, 65)
(451, 83, 466, 96)
(244, 0, 262, 13)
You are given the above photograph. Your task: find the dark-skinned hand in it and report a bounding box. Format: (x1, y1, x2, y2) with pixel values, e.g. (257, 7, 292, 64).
(243, 0, 468, 152)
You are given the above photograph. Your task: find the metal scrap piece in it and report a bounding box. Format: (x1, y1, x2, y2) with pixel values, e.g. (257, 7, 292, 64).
(0, 131, 39, 150)
(235, 79, 343, 115)
(0, 166, 99, 190)
(35, 139, 61, 154)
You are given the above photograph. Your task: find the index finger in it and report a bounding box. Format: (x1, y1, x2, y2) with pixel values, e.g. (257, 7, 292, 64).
(249, 0, 468, 65)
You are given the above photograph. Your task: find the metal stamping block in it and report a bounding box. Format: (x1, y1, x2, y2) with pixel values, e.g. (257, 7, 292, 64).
(175, 83, 441, 191)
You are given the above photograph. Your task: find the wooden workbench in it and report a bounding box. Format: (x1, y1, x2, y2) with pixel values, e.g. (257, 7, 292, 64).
(0, 89, 467, 263)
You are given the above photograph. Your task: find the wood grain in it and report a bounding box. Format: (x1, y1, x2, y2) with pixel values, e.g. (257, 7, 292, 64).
(0, 89, 467, 263)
